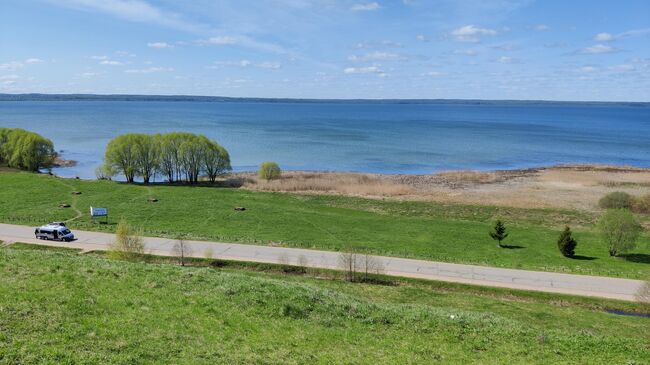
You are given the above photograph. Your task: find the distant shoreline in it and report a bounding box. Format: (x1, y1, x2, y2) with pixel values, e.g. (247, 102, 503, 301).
(1, 93, 648, 106)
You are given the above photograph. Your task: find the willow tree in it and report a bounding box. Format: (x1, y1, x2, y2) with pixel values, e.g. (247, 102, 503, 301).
(203, 138, 231, 182)
(104, 134, 139, 183)
(132, 134, 159, 184)
(0, 128, 56, 171)
(178, 135, 207, 183)
(157, 132, 192, 183)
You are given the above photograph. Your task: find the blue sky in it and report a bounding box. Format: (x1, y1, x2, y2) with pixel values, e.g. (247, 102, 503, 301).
(1, 0, 649, 101)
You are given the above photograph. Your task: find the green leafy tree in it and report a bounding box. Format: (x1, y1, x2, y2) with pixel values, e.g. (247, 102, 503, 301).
(104, 134, 139, 183)
(178, 135, 207, 183)
(157, 132, 193, 183)
(132, 134, 159, 184)
(0, 128, 56, 171)
(489, 220, 509, 247)
(598, 209, 642, 256)
(259, 161, 281, 180)
(203, 138, 231, 182)
(557, 226, 577, 257)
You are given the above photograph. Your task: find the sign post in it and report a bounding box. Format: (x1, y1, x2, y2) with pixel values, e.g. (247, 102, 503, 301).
(90, 206, 108, 224)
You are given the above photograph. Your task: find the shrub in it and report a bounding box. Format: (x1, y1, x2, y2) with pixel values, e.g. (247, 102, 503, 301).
(557, 226, 577, 257)
(95, 164, 114, 180)
(597, 209, 642, 257)
(259, 161, 281, 180)
(632, 194, 650, 214)
(109, 219, 145, 260)
(489, 220, 508, 248)
(598, 191, 633, 209)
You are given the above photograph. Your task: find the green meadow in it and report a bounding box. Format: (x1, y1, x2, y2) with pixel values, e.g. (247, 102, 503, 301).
(0, 171, 648, 278)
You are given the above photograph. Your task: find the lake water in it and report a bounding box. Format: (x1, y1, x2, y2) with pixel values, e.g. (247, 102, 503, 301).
(1, 100, 649, 179)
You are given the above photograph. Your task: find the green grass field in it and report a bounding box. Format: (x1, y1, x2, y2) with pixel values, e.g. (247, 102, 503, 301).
(0, 245, 648, 364)
(0, 171, 648, 278)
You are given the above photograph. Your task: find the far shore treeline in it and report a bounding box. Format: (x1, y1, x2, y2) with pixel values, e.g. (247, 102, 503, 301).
(0, 128, 56, 171)
(101, 132, 231, 184)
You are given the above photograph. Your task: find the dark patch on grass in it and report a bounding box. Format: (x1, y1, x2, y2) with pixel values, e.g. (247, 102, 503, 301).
(499, 245, 525, 249)
(619, 253, 650, 264)
(571, 255, 597, 261)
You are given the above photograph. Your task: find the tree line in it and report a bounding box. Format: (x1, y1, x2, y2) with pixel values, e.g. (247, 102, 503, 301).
(101, 132, 231, 184)
(0, 128, 56, 172)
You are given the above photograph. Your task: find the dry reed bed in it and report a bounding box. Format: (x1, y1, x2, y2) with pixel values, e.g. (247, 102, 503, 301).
(241, 172, 414, 197)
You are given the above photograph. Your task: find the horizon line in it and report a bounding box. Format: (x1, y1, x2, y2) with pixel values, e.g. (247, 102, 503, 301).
(1, 93, 649, 104)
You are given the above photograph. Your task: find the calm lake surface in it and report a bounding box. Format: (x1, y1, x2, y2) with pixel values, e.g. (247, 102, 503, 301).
(1, 100, 649, 179)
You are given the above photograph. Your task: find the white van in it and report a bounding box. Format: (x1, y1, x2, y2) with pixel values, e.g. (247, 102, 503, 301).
(35, 223, 75, 242)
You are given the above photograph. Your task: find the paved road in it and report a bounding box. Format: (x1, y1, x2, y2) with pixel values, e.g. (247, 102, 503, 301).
(0, 223, 644, 301)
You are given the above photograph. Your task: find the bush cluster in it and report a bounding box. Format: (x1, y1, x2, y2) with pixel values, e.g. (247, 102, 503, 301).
(103, 132, 231, 184)
(258, 161, 281, 180)
(0, 128, 56, 171)
(599, 191, 650, 214)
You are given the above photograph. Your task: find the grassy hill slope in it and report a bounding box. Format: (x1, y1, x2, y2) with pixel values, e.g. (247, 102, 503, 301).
(0, 246, 648, 364)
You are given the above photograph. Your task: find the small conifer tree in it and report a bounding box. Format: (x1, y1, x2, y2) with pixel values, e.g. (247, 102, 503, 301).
(489, 220, 508, 248)
(557, 226, 577, 257)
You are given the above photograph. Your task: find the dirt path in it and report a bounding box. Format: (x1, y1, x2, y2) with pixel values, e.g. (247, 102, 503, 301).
(52, 179, 83, 223)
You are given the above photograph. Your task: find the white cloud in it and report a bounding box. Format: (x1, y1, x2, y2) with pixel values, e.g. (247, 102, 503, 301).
(0, 75, 20, 80)
(348, 52, 404, 61)
(210, 60, 281, 69)
(115, 50, 136, 57)
(490, 43, 517, 51)
(592, 28, 650, 42)
(594, 32, 614, 42)
(100, 60, 124, 65)
(25, 58, 44, 64)
(53, 0, 208, 34)
(497, 56, 521, 64)
(80, 72, 101, 78)
(533, 24, 549, 31)
(450, 25, 497, 42)
(416, 34, 428, 42)
(343, 66, 383, 74)
(198, 36, 239, 45)
(53, 1, 285, 54)
(577, 44, 619, 54)
(125, 67, 173, 73)
(608, 64, 634, 72)
(148, 42, 173, 49)
(578, 66, 598, 73)
(195, 35, 285, 54)
(351, 2, 380, 11)
(618, 28, 650, 38)
(257, 61, 281, 69)
(454, 49, 478, 56)
(422, 71, 444, 77)
(91, 55, 109, 60)
(355, 40, 402, 49)
(0, 61, 24, 71)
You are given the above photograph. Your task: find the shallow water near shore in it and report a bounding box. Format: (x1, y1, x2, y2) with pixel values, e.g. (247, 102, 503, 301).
(1, 100, 649, 179)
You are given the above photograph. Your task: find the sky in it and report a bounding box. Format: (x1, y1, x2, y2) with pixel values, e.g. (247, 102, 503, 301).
(1, 0, 649, 101)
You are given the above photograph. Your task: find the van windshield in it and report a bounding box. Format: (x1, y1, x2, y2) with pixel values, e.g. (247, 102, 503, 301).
(61, 229, 71, 235)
